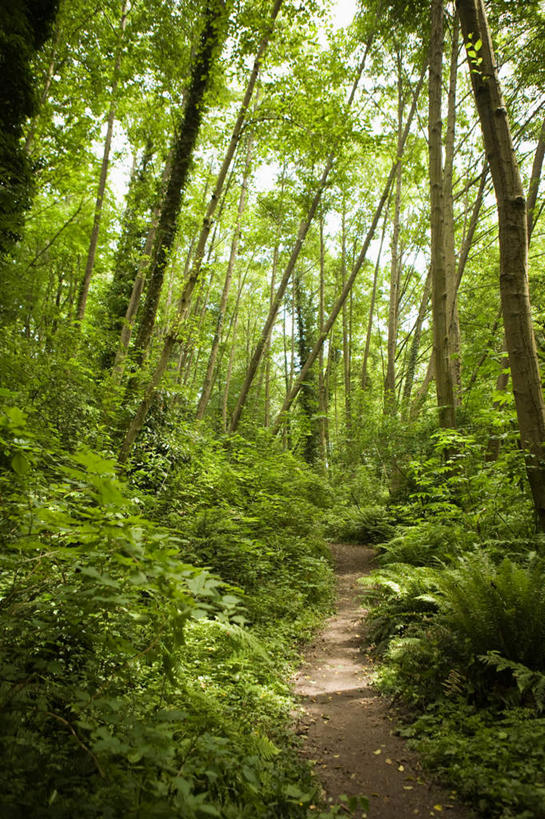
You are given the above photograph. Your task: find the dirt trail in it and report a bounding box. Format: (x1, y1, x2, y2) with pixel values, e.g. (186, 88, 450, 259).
(294, 543, 474, 819)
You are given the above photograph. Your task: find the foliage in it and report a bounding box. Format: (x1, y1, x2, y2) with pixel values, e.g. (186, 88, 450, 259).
(326, 503, 395, 544)
(400, 703, 545, 819)
(0, 400, 334, 816)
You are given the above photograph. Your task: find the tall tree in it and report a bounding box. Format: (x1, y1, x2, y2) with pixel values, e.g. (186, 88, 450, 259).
(429, 0, 456, 430)
(0, 0, 59, 265)
(119, 0, 284, 461)
(129, 0, 228, 361)
(456, 0, 545, 528)
(76, 0, 129, 323)
(229, 38, 374, 433)
(271, 65, 426, 434)
(384, 52, 404, 413)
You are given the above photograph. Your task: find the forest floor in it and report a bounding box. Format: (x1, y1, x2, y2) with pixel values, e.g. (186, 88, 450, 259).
(293, 543, 475, 819)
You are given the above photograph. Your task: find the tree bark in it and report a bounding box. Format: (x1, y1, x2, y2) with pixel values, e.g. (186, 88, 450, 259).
(384, 53, 404, 413)
(456, 0, 545, 528)
(527, 115, 545, 241)
(402, 268, 431, 409)
(131, 0, 227, 362)
(443, 13, 462, 398)
(271, 64, 426, 435)
(119, 0, 283, 460)
(76, 0, 129, 323)
(362, 210, 388, 390)
(110, 147, 176, 384)
(318, 217, 329, 463)
(195, 143, 252, 420)
(429, 0, 456, 430)
(228, 39, 374, 433)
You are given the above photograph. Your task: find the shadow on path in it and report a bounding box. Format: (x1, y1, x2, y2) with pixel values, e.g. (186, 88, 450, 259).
(293, 543, 474, 819)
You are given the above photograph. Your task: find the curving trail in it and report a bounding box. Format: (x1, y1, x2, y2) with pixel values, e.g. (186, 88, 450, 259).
(294, 543, 474, 819)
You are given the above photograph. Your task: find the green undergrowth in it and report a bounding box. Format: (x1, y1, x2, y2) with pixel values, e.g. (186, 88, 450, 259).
(0, 395, 339, 818)
(331, 428, 545, 818)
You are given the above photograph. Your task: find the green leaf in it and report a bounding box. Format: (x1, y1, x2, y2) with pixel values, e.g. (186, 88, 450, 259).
(11, 451, 30, 475)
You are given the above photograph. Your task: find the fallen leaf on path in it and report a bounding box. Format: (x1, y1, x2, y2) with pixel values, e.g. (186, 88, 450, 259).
(373, 749, 382, 755)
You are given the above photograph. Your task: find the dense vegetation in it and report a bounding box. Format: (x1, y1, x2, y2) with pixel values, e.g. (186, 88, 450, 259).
(2, 0, 545, 815)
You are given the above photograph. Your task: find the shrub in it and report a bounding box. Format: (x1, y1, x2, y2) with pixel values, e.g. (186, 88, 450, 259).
(328, 505, 396, 544)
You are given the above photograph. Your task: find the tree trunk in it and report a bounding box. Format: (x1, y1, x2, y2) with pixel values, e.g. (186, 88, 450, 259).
(362, 210, 388, 390)
(341, 205, 353, 429)
(229, 39, 374, 433)
(221, 267, 247, 430)
(110, 147, 176, 384)
(429, 0, 456, 430)
(101, 140, 155, 369)
(76, 0, 129, 323)
(119, 0, 283, 460)
(318, 218, 328, 463)
(263, 244, 279, 427)
(402, 268, 431, 409)
(271, 65, 426, 435)
(456, 0, 545, 528)
(195, 145, 251, 419)
(384, 53, 404, 413)
(443, 13, 462, 398)
(131, 0, 227, 362)
(294, 269, 320, 464)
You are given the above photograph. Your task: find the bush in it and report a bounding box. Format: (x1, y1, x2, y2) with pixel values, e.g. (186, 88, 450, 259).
(328, 505, 396, 544)
(401, 703, 545, 818)
(0, 403, 334, 816)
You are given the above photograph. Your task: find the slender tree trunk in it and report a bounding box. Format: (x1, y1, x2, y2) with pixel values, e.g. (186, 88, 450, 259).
(110, 148, 176, 384)
(443, 14, 462, 397)
(294, 269, 319, 463)
(76, 0, 129, 322)
(384, 53, 404, 413)
(318, 218, 328, 463)
(340, 205, 353, 429)
(271, 65, 426, 434)
(362, 210, 388, 390)
(221, 269, 246, 430)
(118, 0, 283, 461)
(229, 40, 375, 433)
(408, 165, 488, 417)
(196, 140, 253, 420)
(101, 140, 155, 368)
(485, 344, 510, 462)
(456, 0, 545, 528)
(429, 0, 456, 430)
(402, 268, 431, 409)
(263, 245, 279, 426)
(131, 0, 227, 362)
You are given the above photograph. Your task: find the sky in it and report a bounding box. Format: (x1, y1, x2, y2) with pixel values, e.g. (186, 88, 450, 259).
(332, 0, 358, 29)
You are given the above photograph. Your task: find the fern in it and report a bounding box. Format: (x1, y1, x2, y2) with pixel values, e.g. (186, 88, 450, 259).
(480, 651, 545, 711)
(437, 554, 545, 670)
(377, 519, 471, 567)
(359, 564, 441, 652)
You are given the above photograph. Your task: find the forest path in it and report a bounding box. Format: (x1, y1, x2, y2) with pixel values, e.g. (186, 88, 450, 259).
(293, 543, 474, 819)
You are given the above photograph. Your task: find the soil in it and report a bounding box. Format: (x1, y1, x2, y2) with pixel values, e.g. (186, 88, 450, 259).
(293, 543, 475, 819)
